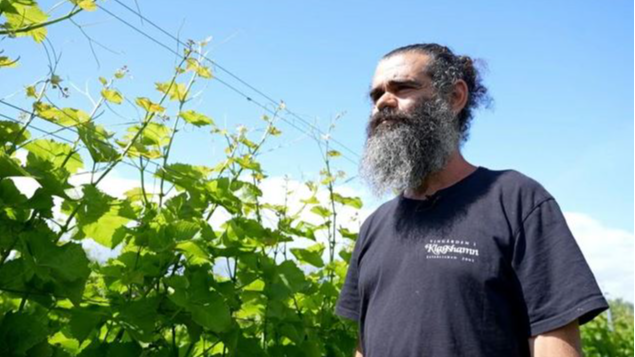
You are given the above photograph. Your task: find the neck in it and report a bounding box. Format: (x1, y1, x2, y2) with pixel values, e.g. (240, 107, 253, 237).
(403, 150, 478, 200)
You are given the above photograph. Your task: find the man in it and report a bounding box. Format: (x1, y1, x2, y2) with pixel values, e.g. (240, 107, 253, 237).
(335, 43, 608, 357)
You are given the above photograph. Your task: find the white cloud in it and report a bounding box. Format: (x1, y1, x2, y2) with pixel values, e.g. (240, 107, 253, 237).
(564, 212, 634, 303)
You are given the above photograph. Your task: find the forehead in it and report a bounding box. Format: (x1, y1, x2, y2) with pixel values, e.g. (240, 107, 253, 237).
(371, 52, 432, 88)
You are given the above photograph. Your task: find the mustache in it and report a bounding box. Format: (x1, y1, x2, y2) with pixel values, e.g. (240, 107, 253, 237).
(367, 109, 412, 137)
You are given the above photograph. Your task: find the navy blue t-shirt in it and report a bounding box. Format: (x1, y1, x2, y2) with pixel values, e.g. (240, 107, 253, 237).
(335, 166, 608, 357)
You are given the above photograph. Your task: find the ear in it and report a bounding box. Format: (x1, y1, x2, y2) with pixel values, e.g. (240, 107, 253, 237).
(450, 79, 469, 115)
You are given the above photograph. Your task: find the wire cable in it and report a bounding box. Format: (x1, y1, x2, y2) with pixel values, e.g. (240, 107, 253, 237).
(100, 1, 361, 165)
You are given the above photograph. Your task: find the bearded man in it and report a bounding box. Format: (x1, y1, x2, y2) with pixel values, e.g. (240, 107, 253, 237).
(335, 44, 608, 357)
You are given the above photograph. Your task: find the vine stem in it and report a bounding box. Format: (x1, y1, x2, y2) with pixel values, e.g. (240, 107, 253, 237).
(0, 7, 83, 36)
(54, 55, 190, 243)
(325, 150, 338, 285)
(203, 107, 280, 221)
(139, 156, 150, 206)
(158, 64, 198, 208)
(8, 80, 50, 154)
(315, 122, 340, 326)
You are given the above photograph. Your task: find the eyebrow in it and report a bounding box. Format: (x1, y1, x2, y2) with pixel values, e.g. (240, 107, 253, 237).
(368, 79, 423, 101)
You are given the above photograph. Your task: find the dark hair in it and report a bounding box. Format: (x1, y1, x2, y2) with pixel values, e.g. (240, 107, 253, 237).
(383, 43, 491, 142)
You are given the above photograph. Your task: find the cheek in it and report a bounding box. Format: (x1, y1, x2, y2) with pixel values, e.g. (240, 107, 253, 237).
(399, 98, 419, 113)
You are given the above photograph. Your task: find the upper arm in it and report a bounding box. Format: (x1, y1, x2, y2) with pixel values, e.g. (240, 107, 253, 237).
(528, 319, 582, 357)
(355, 331, 364, 357)
(512, 198, 608, 335)
(355, 335, 363, 357)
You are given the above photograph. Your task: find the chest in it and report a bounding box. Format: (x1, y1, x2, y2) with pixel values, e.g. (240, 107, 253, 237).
(357, 210, 515, 299)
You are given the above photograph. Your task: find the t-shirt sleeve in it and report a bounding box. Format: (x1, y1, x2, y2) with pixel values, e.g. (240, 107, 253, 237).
(511, 198, 609, 336)
(335, 224, 366, 322)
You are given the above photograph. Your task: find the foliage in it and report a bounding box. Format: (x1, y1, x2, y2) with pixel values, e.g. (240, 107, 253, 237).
(0, 0, 93, 68)
(2, 2, 632, 357)
(581, 299, 634, 357)
(0, 3, 362, 355)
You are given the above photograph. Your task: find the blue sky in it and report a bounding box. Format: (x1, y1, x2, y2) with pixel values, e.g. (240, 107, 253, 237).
(2, 1, 633, 298)
(4, 0, 632, 229)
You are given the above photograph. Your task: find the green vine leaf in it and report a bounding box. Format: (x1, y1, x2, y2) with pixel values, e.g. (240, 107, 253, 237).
(72, 0, 97, 11)
(155, 81, 187, 101)
(332, 192, 363, 209)
(0, 311, 49, 355)
(135, 97, 165, 113)
(0, 120, 30, 146)
(64, 185, 134, 248)
(25, 139, 83, 174)
(290, 243, 325, 268)
(2, 1, 49, 42)
(0, 55, 18, 68)
(101, 88, 123, 104)
(77, 122, 119, 163)
(179, 110, 214, 127)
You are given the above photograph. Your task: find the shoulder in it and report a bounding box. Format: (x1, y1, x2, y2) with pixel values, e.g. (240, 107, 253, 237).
(481, 167, 554, 207)
(361, 197, 397, 227)
(356, 196, 400, 241)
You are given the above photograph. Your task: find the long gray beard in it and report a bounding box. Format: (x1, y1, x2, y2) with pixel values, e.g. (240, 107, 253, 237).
(359, 97, 461, 197)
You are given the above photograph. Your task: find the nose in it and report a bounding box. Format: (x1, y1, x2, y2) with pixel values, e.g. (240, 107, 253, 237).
(374, 92, 398, 113)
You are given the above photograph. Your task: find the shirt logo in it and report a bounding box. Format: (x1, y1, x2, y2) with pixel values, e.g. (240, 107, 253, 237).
(424, 239, 479, 263)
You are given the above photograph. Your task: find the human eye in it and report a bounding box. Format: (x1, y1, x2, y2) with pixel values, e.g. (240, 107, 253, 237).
(370, 89, 383, 103)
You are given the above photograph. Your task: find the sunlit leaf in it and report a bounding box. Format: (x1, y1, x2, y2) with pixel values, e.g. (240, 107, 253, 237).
(310, 205, 331, 218)
(179, 110, 214, 127)
(76, 0, 97, 11)
(77, 122, 119, 162)
(332, 192, 363, 209)
(0, 56, 18, 68)
(290, 243, 325, 267)
(101, 88, 123, 104)
(24, 139, 83, 174)
(66, 185, 133, 248)
(3, 1, 49, 43)
(155, 81, 187, 101)
(135, 97, 165, 113)
(176, 240, 210, 265)
(186, 58, 212, 78)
